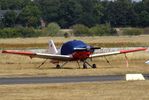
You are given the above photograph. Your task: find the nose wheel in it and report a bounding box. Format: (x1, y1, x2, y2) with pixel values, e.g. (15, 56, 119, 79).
(92, 64, 96, 68)
(56, 62, 68, 69)
(56, 65, 61, 69)
(83, 63, 87, 69)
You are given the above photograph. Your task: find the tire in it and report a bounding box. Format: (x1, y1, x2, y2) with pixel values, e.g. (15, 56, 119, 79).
(83, 63, 87, 69)
(92, 64, 96, 68)
(56, 65, 61, 69)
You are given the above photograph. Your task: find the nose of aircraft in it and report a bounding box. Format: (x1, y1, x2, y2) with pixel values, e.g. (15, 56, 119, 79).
(72, 51, 92, 60)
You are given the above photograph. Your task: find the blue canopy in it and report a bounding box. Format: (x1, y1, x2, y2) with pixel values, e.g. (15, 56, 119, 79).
(61, 40, 88, 55)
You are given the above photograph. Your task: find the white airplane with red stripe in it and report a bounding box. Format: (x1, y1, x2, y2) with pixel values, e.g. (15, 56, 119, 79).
(2, 40, 147, 69)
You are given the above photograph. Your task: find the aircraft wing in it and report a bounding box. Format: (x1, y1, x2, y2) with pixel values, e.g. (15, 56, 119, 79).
(2, 50, 73, 61)
(90, 47, 147, 58)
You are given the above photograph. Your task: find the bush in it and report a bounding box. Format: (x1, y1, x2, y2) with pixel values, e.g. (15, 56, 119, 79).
(0, 27, 41, 38)
(44, 22, 60, 36)
(122, 28, 143, 35)
(90, 23, 116, 36)
(18, 27, 40, 37)
(72, 24, 90, 36)
(0, 28, 21, 38)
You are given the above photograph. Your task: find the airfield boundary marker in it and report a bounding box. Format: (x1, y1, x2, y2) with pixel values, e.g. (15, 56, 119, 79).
(126, 74, 145, 81)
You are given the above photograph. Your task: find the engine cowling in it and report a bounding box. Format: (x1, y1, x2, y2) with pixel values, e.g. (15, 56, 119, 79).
(72, 51, 92, 60)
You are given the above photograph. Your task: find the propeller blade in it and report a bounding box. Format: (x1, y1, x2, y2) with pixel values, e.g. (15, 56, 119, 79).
(91, 47, 101, 49)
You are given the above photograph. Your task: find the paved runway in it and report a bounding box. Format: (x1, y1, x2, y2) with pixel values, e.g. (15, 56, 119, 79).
(0, 74, 149, 85)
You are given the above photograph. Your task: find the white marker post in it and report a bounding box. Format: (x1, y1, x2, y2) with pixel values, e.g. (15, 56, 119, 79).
(126, 74, 145, 81)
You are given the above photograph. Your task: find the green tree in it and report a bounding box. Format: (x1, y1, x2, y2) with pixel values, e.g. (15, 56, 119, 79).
(79, 0, 103, 27)
(2, 11, 17, 27)
(57, 0, 83, 28)
(143, 0, 149, 12)
(102, 0, 138, 27)
(35, 0, 60, 23)
(17, 5, 41, 27)
(139, 11, 149, 27)
(0, 0, 32, 10)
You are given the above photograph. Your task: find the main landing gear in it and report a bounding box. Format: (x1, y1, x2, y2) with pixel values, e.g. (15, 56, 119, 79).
(37, 59, 96, 69)
(83, 61, 96, 69)
(56, 65, 61, 69)
(56, 62, 68, 69)
(56, 60, 97, 69)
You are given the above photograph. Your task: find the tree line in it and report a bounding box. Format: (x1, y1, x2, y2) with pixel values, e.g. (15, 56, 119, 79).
(0, 0, 149, 28)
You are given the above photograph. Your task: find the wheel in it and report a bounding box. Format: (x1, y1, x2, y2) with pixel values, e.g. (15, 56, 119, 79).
(92, 64, 96, 68)
(83, 63, 87, 69)
(56, 65, 61, 69)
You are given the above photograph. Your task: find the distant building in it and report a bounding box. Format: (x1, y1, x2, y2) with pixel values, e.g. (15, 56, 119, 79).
(40, 18, 46, 28)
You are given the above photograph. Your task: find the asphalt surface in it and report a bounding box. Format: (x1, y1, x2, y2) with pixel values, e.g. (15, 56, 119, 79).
(0, 74, 149, 85)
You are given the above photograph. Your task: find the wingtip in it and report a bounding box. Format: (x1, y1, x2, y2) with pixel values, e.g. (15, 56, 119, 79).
(2, 50, 8, 53)
(1, 50, 36, 55)
(2, 50, 15, 53)
(120, 47, 147, 53)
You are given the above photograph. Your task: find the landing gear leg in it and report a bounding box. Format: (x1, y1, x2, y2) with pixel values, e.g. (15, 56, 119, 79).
(77, 61, 81, 69)
(37, 59, 47, 68)
(92, 64, 96, 68)
(83, 63, 87, 69)
(56, 62, 68, 69)
(84, 60, 97, 69)
(56, 64, 61, 69)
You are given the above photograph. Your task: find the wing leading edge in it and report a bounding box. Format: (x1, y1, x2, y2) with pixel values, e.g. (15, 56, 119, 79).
(90, 47, 147, 58)
(2, 50, 73, 61)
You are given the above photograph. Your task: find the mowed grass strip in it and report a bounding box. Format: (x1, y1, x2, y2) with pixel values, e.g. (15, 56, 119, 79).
(0, 35, 149, 48)
(0, 81, 149, 100)
(0, 36, 148, 77)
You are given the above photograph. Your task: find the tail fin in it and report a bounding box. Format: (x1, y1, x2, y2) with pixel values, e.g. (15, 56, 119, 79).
(48, 40, 58, 54)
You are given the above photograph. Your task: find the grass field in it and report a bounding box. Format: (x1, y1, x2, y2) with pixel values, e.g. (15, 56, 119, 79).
(0, 36, 149, 100)
(0, 81, 149, 100)
(0, 51, 148, 77)
(0, 36, 148, 77)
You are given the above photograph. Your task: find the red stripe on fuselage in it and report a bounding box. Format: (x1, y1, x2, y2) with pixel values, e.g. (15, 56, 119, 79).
(72, 51, 92, 60)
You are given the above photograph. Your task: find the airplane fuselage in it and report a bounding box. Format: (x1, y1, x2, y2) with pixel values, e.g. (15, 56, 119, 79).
(60, 40, 93, 60)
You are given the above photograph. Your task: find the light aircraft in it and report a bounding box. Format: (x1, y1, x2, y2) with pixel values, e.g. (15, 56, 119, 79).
(2, 40, 147, 69)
